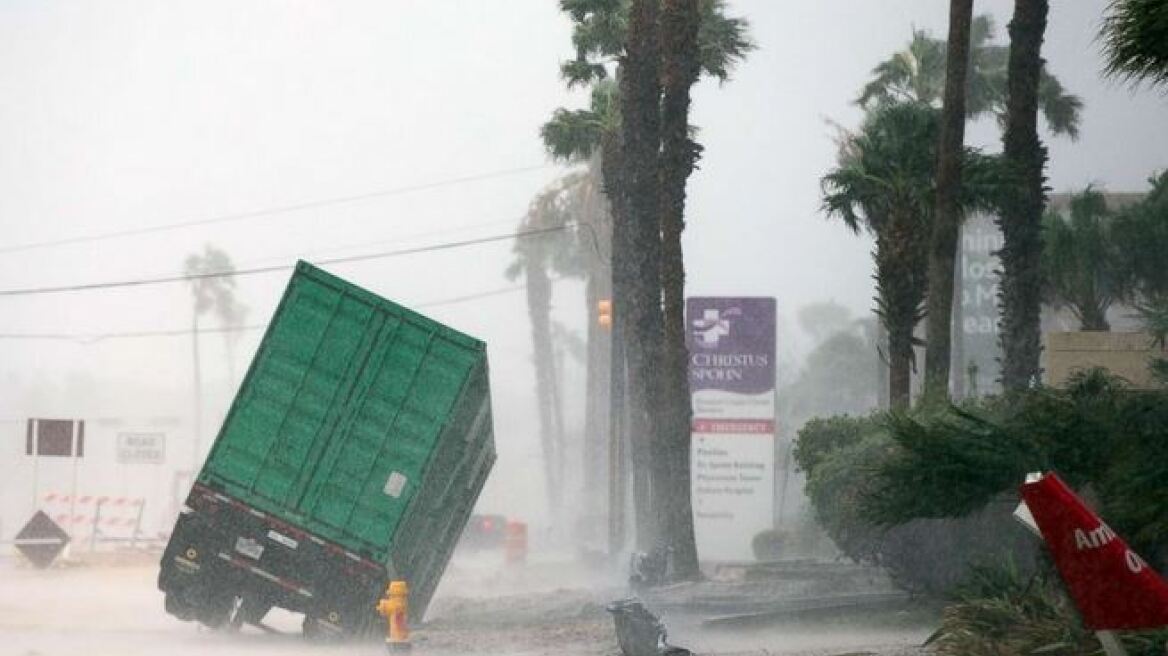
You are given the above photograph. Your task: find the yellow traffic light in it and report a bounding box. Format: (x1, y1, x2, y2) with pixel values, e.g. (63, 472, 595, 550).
(597, 299, 612, 329)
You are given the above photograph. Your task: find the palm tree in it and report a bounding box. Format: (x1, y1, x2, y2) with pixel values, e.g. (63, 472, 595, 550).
(823, 103, 1000, 408)
(1113, 172, 1168, 304)
(858, 10, 1079, 399)
(506, 174, 591, 515)
(824, 105, 938, 409)
(998, 0, 1050, 392)
(544, 0, 751, 557)
(923, 0, 975, 404)
(857, 14, 1082, 138)
(620, 0, 667, 555)
(183, 245, 247, 468)
(657, 0, 703, 580)
(1112, 171, 1168, 379)
(1100, 0, 1168, 89)
(1041, 187, 1122, 331)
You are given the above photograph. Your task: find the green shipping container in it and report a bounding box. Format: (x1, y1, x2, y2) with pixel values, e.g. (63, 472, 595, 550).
(196, 261, 495, 600)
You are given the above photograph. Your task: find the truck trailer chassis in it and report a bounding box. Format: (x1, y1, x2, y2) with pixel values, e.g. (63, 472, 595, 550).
(159, 482, 387, 638)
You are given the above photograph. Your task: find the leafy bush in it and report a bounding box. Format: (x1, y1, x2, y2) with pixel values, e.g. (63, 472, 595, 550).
(797, 370, 1168, 594)
(864, 369, 1168, 568)
(792, 414, 879, 475)
(796, 411, 1036, 595)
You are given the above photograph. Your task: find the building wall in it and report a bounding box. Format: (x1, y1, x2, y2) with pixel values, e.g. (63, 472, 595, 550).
(1044, 331, 1167, 389)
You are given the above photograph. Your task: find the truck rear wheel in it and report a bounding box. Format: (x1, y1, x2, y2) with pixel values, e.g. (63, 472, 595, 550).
(302, 608, 377, 641)
(164, 592, 197, 621)
(195, 592, 234, 630)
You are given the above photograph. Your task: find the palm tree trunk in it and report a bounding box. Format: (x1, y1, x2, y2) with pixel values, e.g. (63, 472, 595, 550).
(191, 313, 204, 470)
(924, 0, 974, 404)
(621, 0, 666, 551)
(889, 326, 914, 410)
(602, 131, 636, 553)
(582, 157, 613, 535)
(997, 0, 1049, 392)
(878, 213, 928, 410)
(583, 270, 610, 524)
(526, 262, 563, 513)
(659, 0, 702, 580)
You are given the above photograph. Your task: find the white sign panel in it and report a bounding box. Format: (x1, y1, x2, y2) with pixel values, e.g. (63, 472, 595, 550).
(687, 297, 776, 562)
(116, 432, 166, 465)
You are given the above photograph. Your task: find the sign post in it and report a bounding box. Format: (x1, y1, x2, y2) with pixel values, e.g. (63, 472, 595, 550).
(686, 297, 776, 562)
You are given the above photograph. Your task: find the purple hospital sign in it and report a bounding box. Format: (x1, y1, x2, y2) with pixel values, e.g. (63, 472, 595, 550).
(687, 296, 777, 562)
(687, 297, 776, 395)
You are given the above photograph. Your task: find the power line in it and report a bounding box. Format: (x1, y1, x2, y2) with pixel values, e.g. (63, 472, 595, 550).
(0, 225, 568, 298)
(0, 285, 533, 343)
(0, 164, 553, 257)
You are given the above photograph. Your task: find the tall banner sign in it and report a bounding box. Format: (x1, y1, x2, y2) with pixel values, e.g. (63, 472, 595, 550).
(687, 297, 776, 561)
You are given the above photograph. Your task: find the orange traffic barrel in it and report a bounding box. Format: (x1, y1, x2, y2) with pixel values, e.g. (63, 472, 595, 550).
(504, 520, 528, 566)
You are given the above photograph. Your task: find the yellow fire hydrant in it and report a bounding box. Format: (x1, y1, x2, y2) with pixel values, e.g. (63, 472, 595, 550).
(376, 580, 410, 651)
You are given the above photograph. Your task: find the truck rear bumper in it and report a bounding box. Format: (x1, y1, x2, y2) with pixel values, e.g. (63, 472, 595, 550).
(158, 483, 387, 637)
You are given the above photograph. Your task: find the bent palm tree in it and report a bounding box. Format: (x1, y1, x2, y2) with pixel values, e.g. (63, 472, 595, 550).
(506, 174, 592, 515)
(183, 245, 247, 467)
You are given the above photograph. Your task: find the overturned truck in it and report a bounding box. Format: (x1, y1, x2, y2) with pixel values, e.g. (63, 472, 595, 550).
(159, 261, 495, 638)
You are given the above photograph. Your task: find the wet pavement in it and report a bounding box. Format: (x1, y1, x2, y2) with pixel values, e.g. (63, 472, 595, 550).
(0, 553, 929, 656)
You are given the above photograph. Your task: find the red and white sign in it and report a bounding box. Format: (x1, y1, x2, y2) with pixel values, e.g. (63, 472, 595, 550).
(1020, 472, 1168, 631)
(687, 297, 776, 562)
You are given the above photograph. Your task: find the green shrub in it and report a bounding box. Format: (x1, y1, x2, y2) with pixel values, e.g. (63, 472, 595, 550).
(797, 413, 1036, 595)
(864, 369, 1168, 568)
(797, 369, 1168, 595)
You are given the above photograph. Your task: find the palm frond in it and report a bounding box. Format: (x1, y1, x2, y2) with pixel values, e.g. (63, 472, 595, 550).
(1037, 71, 1083, 139)
(1100, 0, 1168, 88)
(696, 0, 754, 82)
(560, 59, 609, 88)
(541, 109, 603, 162)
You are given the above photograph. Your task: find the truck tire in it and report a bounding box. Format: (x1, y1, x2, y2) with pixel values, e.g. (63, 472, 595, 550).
(302, 607, 377, 641)
(195, 594, 234, 630)
(164, 592, 197, 622)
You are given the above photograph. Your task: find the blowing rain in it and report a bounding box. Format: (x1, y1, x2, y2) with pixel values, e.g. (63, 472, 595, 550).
(2, 2, 1167, 656)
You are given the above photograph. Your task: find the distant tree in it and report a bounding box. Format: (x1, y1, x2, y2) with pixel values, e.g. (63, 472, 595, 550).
(997, 0, 1051, 392)
(1113, 172, 1168, 306)
(1041, 187, 1122, 331)
(797, 301, 854, 344)
(858, 14, 1082, 138)
(183, 245, 247, 466)
(780, 323, 881, 427)
(1112, 171, 1168, 381)
(506, 174, 592, 514)
(1100, 0, 1168, 89)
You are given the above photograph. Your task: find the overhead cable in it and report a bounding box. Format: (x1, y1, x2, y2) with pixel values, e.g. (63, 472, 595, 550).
(0, 225, 568, 298)
(0, 284, 533, 343)
(0, 163, 552, 256)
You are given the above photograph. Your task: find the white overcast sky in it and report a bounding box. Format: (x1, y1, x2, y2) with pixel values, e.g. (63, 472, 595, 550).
(1, 1, 1164, 519)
